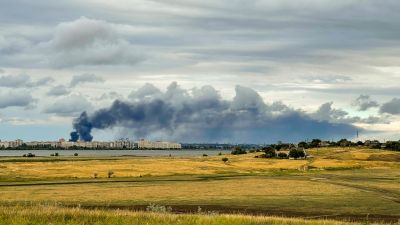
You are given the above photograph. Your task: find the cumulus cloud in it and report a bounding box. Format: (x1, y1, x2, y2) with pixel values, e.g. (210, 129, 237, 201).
(380, 98, 400, 115)
(35, 77, 55, 86)
(128, 83, 162, 100)
(0, 90, 36, 109)
(310, 102, 348, 122)
(44, 95, 92, 116)
(0, 74, 30, 87)
(352, 95, 379, 111)
(70, 74, 104, 87)
(310, 101, 386, 124)
(48, 17, 143, 68)
(47, 85, 71, 96)
(0, 74, 54, 88)
(70, 82, 357, 143)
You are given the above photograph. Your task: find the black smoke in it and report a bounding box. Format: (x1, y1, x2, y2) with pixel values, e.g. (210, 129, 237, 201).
(71, 82, 357, 143)
(69, 131, 79, 142)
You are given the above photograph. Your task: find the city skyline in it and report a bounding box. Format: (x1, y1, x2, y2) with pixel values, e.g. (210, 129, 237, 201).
(1, 1, 400, 142)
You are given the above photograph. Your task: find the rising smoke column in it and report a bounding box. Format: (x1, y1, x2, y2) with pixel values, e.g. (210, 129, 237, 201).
(70, 82, 357, 143)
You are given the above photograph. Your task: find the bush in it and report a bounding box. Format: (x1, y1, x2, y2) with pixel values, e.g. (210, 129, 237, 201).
(277, 152, 288, 159)
(27, 153, 35, 157)
(263, 147, 276, 158)
(202, 154, 208, 157)
(218, 152, 222, 156)
(222, 157, 229, 163)
(231, 147, 247, 155)
(289, 149, 305, 159)
(107, 170, 114, 178)
(93, 172, 98, 179)
(54, 152, 59, 157)
(74, 153, 78, 156)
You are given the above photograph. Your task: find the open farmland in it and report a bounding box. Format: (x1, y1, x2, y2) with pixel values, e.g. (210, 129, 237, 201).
(0, 147, 399, 224)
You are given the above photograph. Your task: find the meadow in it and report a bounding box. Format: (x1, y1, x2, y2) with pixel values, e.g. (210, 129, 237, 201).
(0, 147, 399, 224)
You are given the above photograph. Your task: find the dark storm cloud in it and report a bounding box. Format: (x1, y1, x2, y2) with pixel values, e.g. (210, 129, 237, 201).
(352, 95, 379, 111)
(71, 83, 357, 143)
(379, 98, 400, 115)
(70, 74, 104, 87)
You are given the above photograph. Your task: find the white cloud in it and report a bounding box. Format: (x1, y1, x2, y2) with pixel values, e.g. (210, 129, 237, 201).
(44, 95, 93, 116)
(0, 90, 36, 109)
(47, 85, 70, 96)
(70, 73, 104, 87)
(47, 17, 144, 68)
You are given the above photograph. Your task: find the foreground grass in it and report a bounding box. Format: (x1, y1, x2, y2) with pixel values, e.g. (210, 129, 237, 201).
(0, 205, 386, 225)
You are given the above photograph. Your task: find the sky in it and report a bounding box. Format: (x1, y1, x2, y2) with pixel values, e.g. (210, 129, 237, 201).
(0, 0, 400, 143)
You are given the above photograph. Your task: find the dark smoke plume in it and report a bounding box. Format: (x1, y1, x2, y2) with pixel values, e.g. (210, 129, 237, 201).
(70, 82, 357, 143)
(69, 131, 79, 142)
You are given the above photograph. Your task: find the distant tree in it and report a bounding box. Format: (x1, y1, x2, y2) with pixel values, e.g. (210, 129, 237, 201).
(277, 152, 288, 159)
(222, 157, 229, 163)
(289, 149, 305, 159)
(74, 153, 78, 156)
(93, 172, 98, 179)
(231, 147, 247, 155)
(298, 141, 308, 148)
(54, 152, 59, 156)
(263, 147, 276, 158)
(202, 154, 208, 157)
(310, 139, 322, 148)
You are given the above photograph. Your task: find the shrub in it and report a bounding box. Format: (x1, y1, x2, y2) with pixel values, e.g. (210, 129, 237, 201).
(264, 147, 276, 158)
(93, 172, 98, 178)
(54, 152, 59, 157)
(74, 153, 78, 156)
(231, 147, 246, 155)
(222, 157, 229, 163)
(277, 152, 288, 159)
(289, 149, 305, 159)
(202, 154, 208, 157)
(107, 170, 114, 178)
(27, 153, 35, 157)
(218, 152, 222, 156)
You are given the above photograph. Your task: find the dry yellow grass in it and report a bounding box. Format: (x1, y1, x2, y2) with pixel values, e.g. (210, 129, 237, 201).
(0, 177, 354, 203)
(1, 148, 398, 180)
(0, 205, 388, 225)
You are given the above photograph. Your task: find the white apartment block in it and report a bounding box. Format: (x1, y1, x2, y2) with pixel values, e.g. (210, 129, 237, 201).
(137, 139, 181, 149)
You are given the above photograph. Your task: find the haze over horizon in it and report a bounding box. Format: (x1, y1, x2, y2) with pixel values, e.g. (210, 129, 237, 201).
(1, 0, 400, 143)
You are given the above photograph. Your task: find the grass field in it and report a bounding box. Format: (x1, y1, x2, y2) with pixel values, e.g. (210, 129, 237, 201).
(0, 147, 399, 224)
(0, 205, 387, 225)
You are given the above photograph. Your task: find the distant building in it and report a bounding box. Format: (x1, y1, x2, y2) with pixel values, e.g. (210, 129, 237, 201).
(0, 139, 23, 148)
(138, 139, 181, 149)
